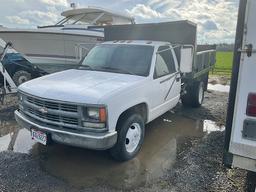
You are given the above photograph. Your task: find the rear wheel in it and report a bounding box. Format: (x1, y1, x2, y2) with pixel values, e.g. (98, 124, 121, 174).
(110, 114, 145, 161)
(12, 70, 31, 86)
(181, 81, 205, 108)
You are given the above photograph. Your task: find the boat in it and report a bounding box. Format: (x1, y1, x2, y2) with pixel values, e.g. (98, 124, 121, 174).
(0, 6, 135, 73)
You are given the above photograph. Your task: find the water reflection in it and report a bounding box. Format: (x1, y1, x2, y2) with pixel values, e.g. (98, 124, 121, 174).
(203, 120, 225, 134)
(208, 84, 230, 93)
(0, 119, 37, 153)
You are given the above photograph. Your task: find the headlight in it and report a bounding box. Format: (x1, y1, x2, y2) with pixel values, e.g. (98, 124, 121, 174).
(82, 106, 107, 128)
(87, 107, 100, 120)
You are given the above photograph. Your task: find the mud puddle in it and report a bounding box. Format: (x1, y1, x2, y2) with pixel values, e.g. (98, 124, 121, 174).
(208, 83, 230, 92)
(0, 113, 225, 190)
(0, 119, 37, 153)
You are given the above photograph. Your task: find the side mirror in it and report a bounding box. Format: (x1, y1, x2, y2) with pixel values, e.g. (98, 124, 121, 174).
(180, 47, 193, 73)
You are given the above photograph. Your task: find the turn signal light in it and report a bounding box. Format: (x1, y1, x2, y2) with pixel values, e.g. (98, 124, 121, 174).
(246, 93, 256, 117)
(99, 108, 107, 122)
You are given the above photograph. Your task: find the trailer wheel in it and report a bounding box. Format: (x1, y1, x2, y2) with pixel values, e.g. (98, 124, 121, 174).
(110, 113, 145, 161)
(12, 70, 31, 86)
(181, 81, 205, 108)
(246, 171, 256, 192)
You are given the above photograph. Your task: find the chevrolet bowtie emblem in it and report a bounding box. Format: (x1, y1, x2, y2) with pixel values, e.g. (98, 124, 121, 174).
(39, 107, 48, 114)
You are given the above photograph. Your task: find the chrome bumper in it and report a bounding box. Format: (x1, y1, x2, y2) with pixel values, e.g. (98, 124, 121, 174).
(15, 110, 117, 150)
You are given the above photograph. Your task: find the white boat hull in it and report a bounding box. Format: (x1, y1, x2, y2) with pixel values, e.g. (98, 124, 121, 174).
(0, 29, 103, 73)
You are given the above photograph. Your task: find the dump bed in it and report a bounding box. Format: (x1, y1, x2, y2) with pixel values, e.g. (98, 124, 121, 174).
(102, 21, 216, 79)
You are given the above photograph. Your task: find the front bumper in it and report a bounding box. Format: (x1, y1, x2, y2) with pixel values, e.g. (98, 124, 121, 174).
(15, 110, 117, 150)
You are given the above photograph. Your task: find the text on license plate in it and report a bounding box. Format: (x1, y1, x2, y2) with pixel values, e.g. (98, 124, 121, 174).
(31, 129, 47, 145)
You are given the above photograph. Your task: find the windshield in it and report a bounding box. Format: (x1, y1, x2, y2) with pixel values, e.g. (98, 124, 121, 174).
(80, 44, 154, 76)
(57, 14, 90, 25)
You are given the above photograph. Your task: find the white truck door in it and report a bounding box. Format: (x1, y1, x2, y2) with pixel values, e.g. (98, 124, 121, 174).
(149, 45, 181, 120)
(225, 0, 256, 172)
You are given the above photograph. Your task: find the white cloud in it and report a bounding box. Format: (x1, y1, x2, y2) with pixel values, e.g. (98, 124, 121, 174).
(39, 0, 69, 7)
(0, 0, 69, 28)
(127, 0, 238, 43)
(126, 4, 163, 19)
(19, 10, 60, 26)
(6, 16, 30, 25)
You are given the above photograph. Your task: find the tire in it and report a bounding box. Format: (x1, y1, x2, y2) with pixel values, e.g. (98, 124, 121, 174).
(110, 113, 145, 161)
(181, 81, 205, 108)
(12, 70, 31, 86)
(246, 171, 256, 192)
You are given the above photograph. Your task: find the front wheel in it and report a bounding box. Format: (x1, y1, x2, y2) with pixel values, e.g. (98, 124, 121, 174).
(110, 114, 145, 161)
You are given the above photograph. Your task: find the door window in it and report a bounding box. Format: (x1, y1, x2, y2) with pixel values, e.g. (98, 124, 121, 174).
(154, 46, 176, 78)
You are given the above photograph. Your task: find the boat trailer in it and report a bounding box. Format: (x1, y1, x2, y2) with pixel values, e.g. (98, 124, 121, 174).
(0, 41, 17, 103)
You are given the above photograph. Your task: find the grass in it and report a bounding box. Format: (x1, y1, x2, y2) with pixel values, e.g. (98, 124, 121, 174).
(211, 51, 233, 76)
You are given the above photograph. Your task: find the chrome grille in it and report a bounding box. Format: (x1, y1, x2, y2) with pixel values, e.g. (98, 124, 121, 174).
(27, 107, 79, 125)
(27, 96, 78, 112)
(21, 94, 80, 129)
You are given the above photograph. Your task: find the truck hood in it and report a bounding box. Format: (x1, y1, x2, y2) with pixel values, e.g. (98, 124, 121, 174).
(19, 69, 145, 104)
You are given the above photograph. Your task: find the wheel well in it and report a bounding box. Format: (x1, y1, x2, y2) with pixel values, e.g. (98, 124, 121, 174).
(117, 103, 148, 127)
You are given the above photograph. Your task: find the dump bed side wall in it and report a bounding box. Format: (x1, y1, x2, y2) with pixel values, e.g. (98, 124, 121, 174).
(197, 45, 216, 52)
(191, 45, 216, 79)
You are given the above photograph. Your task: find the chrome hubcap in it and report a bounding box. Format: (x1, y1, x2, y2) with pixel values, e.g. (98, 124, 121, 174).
(198, 84, 204, 104)
(125, 123, 141, 153)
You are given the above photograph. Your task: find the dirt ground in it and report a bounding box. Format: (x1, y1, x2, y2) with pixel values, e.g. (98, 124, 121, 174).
(0, 88, 252, 192)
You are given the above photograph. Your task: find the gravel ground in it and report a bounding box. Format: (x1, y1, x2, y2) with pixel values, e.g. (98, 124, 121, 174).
(174, 90, 228, 125)
(168, 132, 246, 192)
(0, 90, 250, 192)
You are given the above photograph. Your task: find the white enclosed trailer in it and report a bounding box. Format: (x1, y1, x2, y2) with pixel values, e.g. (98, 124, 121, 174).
(224, 0, 256, 181)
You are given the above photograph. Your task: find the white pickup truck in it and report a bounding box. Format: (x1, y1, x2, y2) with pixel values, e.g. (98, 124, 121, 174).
(15, 21, 216, 161)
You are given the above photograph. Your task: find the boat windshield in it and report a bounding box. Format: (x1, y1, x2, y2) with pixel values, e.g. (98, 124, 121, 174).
(56, 14, 92, 25)
(57, 13, 121, 26)
(80, 44, 154, 76)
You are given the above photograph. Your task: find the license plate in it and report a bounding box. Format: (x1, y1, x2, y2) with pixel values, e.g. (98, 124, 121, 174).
(31, 129, 47, 145)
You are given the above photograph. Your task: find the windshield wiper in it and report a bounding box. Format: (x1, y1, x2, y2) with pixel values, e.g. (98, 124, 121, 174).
(96, 66, 136, 75)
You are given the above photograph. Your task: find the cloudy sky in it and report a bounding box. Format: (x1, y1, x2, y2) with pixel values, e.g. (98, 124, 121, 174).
(0, 0, 239, 43)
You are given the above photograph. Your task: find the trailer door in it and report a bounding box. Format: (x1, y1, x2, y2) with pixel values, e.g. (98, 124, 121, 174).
(226, 0, 256, 171)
